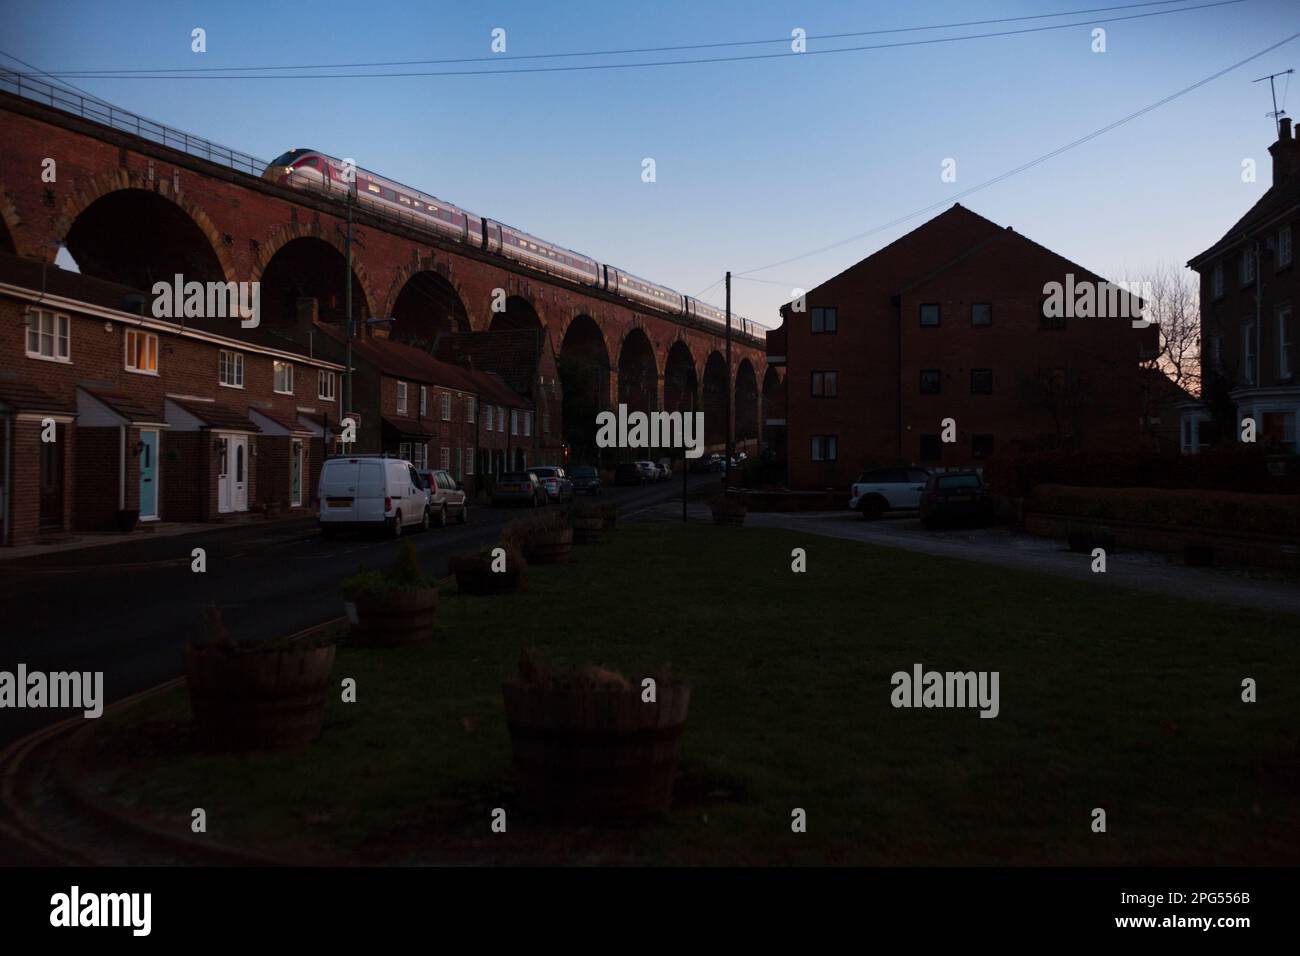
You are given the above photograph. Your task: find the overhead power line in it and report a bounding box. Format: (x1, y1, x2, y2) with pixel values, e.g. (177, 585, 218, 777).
(36, 0, 1203, 75)
(736, 29, 1300, 279)
(25, 1, 1243, 81)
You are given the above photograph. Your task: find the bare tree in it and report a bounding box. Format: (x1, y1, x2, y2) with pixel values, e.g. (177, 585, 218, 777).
(1119, 264, 1202, 397)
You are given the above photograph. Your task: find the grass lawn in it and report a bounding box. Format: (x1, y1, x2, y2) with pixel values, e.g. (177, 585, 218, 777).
(87, 520, 1300, 864)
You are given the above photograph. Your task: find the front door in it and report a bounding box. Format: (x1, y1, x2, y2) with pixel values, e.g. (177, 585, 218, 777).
(217, 436, 231, 513)
(138, 429, 159, 519)
(231, 436, 248, 512)
(290, 438, 303, 507)
(38, 425, 64, 532)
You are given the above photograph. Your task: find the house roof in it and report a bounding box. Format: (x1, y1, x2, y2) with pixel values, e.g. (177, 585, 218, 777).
(249, 406, 315, 436)
(0, 380, 77, 414)
(1187, 176, 1300, 268)
(168, 397, 262, 432)
(81, 387, 166, 424)
(381, 415, 437, 439)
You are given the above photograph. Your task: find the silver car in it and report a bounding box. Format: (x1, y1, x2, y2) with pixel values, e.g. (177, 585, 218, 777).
(423, 468, 470, 525)
(530, 465, 575, 502)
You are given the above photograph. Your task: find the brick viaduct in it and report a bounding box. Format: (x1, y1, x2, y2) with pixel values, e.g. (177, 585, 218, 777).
(0, 89, 779, 452)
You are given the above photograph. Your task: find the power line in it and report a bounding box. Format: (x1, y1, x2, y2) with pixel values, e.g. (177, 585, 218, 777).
(0, 49, 117, 108)
(736, 29, 1300, 278)
(25, 1, 1243, 81)
(36, 0, 1201, 75)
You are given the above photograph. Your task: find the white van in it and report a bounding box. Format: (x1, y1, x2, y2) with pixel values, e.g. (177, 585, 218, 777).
(318, 455, 431, 537)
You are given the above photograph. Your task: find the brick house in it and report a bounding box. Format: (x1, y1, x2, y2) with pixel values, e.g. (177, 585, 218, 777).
(311, 323, 533, 495)
(0, 252, 343, 546)
(767, 204, 1159, 490)
(1183, 119, 1300, 457)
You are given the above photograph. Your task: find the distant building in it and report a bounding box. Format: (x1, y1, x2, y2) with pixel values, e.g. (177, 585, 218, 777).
(767, 204, 1158, 490)
(1184, 119, 1300, 457)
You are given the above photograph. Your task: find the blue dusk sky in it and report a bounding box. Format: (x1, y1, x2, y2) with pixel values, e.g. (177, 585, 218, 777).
(3, 0, 1299, 326)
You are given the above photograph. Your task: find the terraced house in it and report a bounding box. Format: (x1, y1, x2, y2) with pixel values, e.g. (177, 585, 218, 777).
(1183, 118, 1300, 458)
(0, 252, 345, 546)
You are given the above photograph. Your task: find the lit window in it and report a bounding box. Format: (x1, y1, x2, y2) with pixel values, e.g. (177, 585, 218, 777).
(125, 329, 158, 373)
(273, 361, 294, 394)
(25, 309, 70, 361)
(218, 349, 244, 388)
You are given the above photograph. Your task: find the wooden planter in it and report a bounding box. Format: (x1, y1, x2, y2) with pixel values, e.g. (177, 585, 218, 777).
(502, 681, 691, 819)
(450, 554, 527, 594)
(348, 587, 438, 645)
(570, 516, 604, 545)
(184, 642, 336, 751)
(522, 528, 573, 564)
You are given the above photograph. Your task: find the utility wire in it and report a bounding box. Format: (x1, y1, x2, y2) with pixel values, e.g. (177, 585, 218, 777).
(36, 0, 1202, 75)
(736, 29, 1300, 278)
(25, 1, 1243, 80)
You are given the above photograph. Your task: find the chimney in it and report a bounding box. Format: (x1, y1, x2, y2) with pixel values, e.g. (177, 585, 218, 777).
(1269, 117, 1300, 186)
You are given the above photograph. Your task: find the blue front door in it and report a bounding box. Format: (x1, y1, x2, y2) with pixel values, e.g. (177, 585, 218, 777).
(138, 430, 158, 519)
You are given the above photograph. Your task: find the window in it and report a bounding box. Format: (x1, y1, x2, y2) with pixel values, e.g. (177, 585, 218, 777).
(971, 369, 993, 394)
(455, 447, 462, 479)
(811, 370, 838, 397)
(810, 435, 837, 461)
(524, 411, 532, 437)
(467, 398, 475, 425)
(972, 434, 995, 459)
(1280, 306, 1293, 379)
(511, 410, 519, 435)
(971, 303, 992, 326)
(1279, 225, 1293, 268)
(1240, 247, 1257, 286)
(811, 307, 837, 333)
(497, 407, 505, 432)
(543, 411, 551, 434)
(440, 446, 450, 470)
(919, 303, 940, 327)
(25, 309, 70, 361)
(1242, 322, 1257, 385)
(218, 349, 244, 388)
(466, 447, 475, 475)
(483, 404, 493, 432)
(273, 361, 294, 395)
(318, 370, 336, 401)
(441, 392, 452, 421)
(419, 386, 427, 416)
(125, 329, 158, 373)
(396, 381, 408, 414)
(1211, 262, 1224, 299)
(919, 434, 943, 461)
(919, 370, 941, 395)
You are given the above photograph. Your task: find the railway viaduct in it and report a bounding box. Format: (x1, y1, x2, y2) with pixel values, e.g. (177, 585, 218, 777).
(0, 80, 778, 454)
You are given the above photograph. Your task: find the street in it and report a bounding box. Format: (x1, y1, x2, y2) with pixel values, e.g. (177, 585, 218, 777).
(0, 475, 715, 748)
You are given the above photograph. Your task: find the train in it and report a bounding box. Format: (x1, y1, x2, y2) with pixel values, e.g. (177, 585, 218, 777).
(262, 149, 764, 341)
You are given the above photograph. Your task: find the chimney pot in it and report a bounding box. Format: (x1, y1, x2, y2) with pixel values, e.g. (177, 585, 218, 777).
(1281, 117, 1293, 141)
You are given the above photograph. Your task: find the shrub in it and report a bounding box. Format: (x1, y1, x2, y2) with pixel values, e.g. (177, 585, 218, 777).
(513, 646, 675, 693)
(500, 510, 569, 548)
(191, 604, 337, 654)
(1028, 484, 1300, 537)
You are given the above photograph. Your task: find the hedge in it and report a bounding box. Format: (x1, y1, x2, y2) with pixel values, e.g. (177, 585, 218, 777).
(1027, 484, 1300, 538)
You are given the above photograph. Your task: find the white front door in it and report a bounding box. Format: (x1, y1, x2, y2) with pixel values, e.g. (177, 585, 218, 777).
(231, 436, 248, 512)
(217, 436, 231, 513)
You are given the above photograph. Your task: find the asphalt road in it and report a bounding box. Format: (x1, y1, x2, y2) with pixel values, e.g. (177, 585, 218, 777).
(0, 475, 716, 748)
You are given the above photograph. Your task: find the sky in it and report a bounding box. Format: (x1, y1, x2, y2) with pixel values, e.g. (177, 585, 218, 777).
(3, 0, 1299, 328)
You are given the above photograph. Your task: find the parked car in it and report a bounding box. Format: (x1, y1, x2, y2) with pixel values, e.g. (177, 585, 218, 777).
(492, 471, 547, 508)
(614, 462, 644, 486)
(849, 467, 931, 520)
(690, 453, 726, 473)
(655, 461, 672, 481)
(319, 455, 430, 537)
(635, 460, 658, 482)
(570, 465, 603, 496)
(920, 471, 994, 529)
(531, 465, 575, 502)
(423, 468, 470, 526)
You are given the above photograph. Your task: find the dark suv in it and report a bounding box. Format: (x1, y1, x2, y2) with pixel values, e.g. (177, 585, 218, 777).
(920, 471, 994, 529)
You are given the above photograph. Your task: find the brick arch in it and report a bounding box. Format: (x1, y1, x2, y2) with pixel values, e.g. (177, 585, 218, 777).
(51, 169, 238, 282)
(380, 257, 470, 323)
(0, 180, 25, 257)
(251, 221, 378, 308)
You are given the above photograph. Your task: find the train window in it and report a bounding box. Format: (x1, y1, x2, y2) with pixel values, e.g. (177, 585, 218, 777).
(399, 196, 411, 205)
(367, 183, 381, 194)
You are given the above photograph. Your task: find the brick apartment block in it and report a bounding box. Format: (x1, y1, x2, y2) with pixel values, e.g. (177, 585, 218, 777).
(1183, 120, 1300, 456)
(0, 252, 343, 546)
(767, 204, 1159, 490)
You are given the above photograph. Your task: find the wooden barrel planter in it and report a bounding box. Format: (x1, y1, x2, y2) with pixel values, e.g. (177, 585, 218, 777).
(347, 587, 438, 645)
(502, 681, 691, 819)
(184, 642, 336, 751)
(522, 528, 573, 564)
(449, 553, 527, 594)
(570, 515, 604, 545)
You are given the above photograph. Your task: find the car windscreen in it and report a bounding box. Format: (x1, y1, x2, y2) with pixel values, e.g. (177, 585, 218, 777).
(937, 474, 982, 490)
